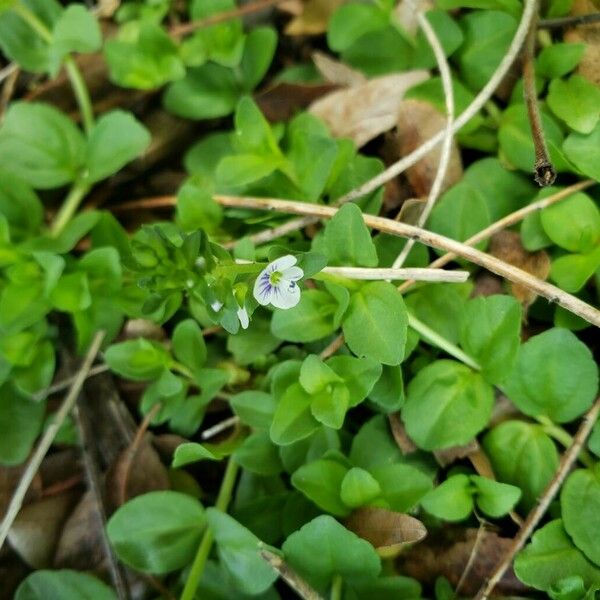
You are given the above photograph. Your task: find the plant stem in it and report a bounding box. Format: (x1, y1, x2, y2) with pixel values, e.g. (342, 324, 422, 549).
(180, 459, 240, 600)
(406, 311, 481, 371)
(13, 2, 95, 135)
(64, 55, 95, 135)
(50, 180, 90, 237)
(537, 415, 595, 468)
(329, 575, 343, 600)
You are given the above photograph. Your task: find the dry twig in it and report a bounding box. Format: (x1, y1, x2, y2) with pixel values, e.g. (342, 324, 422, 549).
(475, 396, 600, 600)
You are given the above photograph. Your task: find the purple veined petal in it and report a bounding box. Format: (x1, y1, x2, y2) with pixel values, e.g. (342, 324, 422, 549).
(271, 280, 301, 309)
(253, 270, 273, 305)
(282, 266, 304, 281)
(270, 254, 297, 273)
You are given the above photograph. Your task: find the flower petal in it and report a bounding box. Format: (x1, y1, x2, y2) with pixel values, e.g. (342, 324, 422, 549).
(253, 269, 273, 305)
(237, 306, 249, 329)
(271, 254, 297, 272)
(211, 300, 223, 312)
(282, 266, 304, 281)
(270, 280, 301, 309)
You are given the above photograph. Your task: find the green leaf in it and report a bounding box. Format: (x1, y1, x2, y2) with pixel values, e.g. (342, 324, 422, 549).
(563, 120, 600, 182)
(50, 271, 91, 313)
(471, 475, 521, 518)
(537, 43, 585, 79)
(282, 515, 381, 592)
(327, 355, 382, 407)
(342, 282, 407, 366)
(402, 360, 494, 450)
(0, 0, 62, 73)
(105, 23, 185, 90)
(456, 10, 518, 91)
(172, 442, 220, 467)
(230, 391, 276, 430)
(0, 385, 45, 465)
(515, 520, 600, 592)
(540, 192, 600, 253)
(323, 203, 378, 267)
(104, 338, 171, 381)
(436, 0, 521, 14)
(299, 354, 342, 393)
(271, 289, 336, 342)
(0, 171, 43, 241)
(551, 246, 600, 293)
(561, 467, 600, 566)
(340, 467, 382, 508)
(172, 318, 207, 374)
(421, 474, 473, 521)
(239, 26, 277, 90)
(206, 508, 278, 595)
(0, 102, 85, 188)
(368, 365, 404, 412)
(371, 463, 433, 512)
(499, 104, 568, 174)
(216, 154, 277, 187)
(310, 383, 350, 429)
(504, 328, 598, 423)
(483, 420, 559, 510)
(15, 570, 117, 600)
(227, 314, 280, 366)
(270, 383, 320, 446)
(234, 431, 283, 476)
(107, 491, 205, 574)
(412, 9, 464, 69)
(547, 75, 600, 134)
(50, 5, 101, 74)
(327, 3, 388, 52)
(459, 295, 522, 384)
(85, 110, 151, 183)
(291, 458, 350, 516)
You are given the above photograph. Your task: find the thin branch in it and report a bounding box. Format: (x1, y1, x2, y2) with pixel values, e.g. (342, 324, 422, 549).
(322, 266, 469, 282)
(31, 363, 109, 402)
(338, 0, 538, 203)
(539, 12, 600, 28)
(170, 0, 283, 37)
(319, 335, 346, 360)
(260, 547, 326, 600)
(0, 331, 105, 550)
(455, 521, 488, 597)
(523, 0, 556, 186)
(223, 216, 318, 250)
(396, 179, 595, 294)
(201, 415, 240, 440)
(392, 11, 455, 268)
(0, 62, 17, 85)
(475, 396, 600, 600)
(213, 194, 600, 327)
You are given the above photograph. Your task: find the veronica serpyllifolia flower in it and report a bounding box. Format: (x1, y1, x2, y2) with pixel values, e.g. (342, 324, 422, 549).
(253, 255, 303, 309)
(237, 304, 249, 329)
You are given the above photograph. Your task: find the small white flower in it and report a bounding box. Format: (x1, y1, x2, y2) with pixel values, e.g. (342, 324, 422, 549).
(237, 305, 249, 329)
(210, 300, 223, 312)
(253, 255, 303, 309)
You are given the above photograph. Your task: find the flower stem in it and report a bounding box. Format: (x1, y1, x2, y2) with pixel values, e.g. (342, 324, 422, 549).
(406, 310, 481, 371)
(13, 2, 95, 135)
(536, 415, 595, 468)
(50, 180, 91, 237)
(330, 575, 343, 600)
(179, 459, 240, 600)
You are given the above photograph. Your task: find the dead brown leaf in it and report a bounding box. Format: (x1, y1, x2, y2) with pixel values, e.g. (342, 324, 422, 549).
(434, 439, 480, 468)
(388, 413, 418, 454)
(345, 507, 427, 558)
(490, 230, 551, 311)
(312, 51, 366, 86)
(397, 99, 463, 197)
(8, 492, 78, 568)
(396, 198, 426, 225)
(564, 0, 600, 87)
(0, 464, 42, 517)
(284, 0, 344, 35)
(394, 0, 434, 35)
(399, 527, 529, 596)
(309, 71, 429, 147)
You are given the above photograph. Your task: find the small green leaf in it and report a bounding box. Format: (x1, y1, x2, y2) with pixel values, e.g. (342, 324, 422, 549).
(504, 328, 598, 423)
(15, 570, 117, 600)
(483, 420, 559, 510)
(340, 467, 382, 508)
(230, 391, 276, 430)
(107, 491, 205, 574)
(206, 508, 278, 595)
(563, 120, 600, 182)
(299, 354, 342, 394)
(402, 360, 494, 450)
(292, 458, 350, 516)
(239, 27, 277, 90)
(547, 75, 600, 134)
(327, 355, 382, 407)
(371, 463, 433, 512)
(85, 110, 151, 183)
(104, 338, 171, 381)
(172, 442, 220, 467)
(310, 383, 350, 429)
(536, 43, 585, 79)
(551, 246, 600, 293)
(515, 520, 600, 592)
(540, 192, 600, 253)
(282, 515, 381, 592)
(50, 272, 91, 313)
(233, 431, 283, 476)
(0, 102, 85, 189)
(343, 282, 407, 366)
(459, 294, 522, 384)
(172, 318, 207, 374)
(561, 467, 600, 566)
(323, 203, 378, 267)
(216, 154, 277, 187)
(327, 3, 388, 52)
(421, 474, 473, 521)
(270, 383, 320, 446)
(471, 475, 521, 518)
